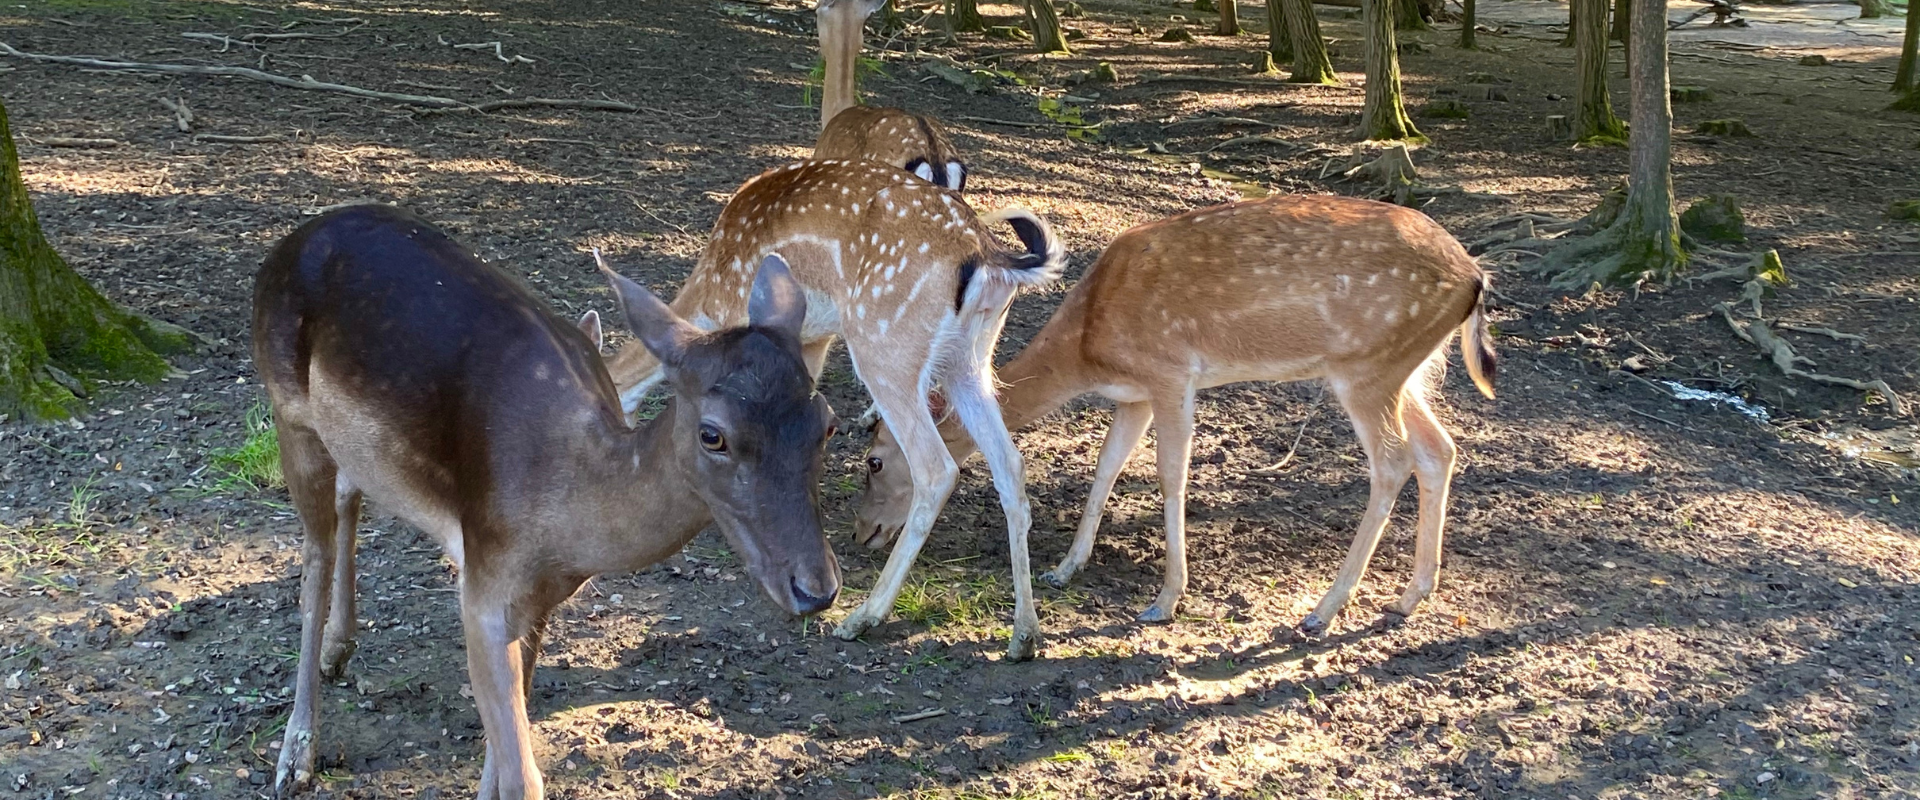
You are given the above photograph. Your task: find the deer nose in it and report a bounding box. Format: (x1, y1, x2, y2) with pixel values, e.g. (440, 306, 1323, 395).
(790, 575, 838, 616)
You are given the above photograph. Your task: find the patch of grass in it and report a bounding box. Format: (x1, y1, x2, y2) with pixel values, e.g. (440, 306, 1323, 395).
(0, 478, 113, 575)
(892, 572, 1010, 630)
(207, 402, 283, 491)
(1043, 749, 1090, 763)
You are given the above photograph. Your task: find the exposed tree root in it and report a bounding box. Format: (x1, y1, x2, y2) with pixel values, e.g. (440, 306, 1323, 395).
(1714, 303, 1906, 416)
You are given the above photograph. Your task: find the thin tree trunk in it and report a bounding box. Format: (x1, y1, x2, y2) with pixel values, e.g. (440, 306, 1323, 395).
(1, 99, 188, 421)
(1360, 0, 1425, 141)
(1219, 0, 1243, 35)
(1612, 0, 1632, 72)
(1028, 0, 1072, 53)
(1895, 0, 1918, 94)
(1460, 0, 1477, 48)
(1561, 1, 1577, 46)
(947, 0, 986, 33)
(1286, 0, 1340, 83)
(1544, 0, 1687, 285)
(1269, 0, 1295, 61)
(1573, 0, 1625, 141)
(1396, 0, 1431, 30)
(1616, 0, 1685, 281)
(1859, 0, 1888, 19)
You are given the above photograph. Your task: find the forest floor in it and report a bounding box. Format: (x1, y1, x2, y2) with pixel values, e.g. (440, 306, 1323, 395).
(2, 0, 1918, 798)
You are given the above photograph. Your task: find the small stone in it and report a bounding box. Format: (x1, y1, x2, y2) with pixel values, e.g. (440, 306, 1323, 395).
(1798, 54, 1827, 66)
(1671, 85, 1713, 103)
(1681, 194, 1748, 243)
(1159, 27, 1195, 42)
(1755, 771, 1776, 785)
(1695, 118, 1753, 137)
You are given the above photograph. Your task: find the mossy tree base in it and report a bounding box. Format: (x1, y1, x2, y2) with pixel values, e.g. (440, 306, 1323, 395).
(1539, 186, 1691, 288)
(2, 98, 191, 422)
(1891, 88, 1920, 113)
(1027, 0, 1073, 53)
(947, 0, 987, 33)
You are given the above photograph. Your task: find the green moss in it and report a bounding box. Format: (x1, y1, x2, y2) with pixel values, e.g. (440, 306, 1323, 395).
(1577, 134, 1629, 147)
(1681, 195, 1748, 243)
(1892, 200, 1920, 222)
(1418, 100, 1470, 119)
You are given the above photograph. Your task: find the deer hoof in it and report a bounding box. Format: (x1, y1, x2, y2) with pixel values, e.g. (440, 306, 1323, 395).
(320, 639, 357, 680)
(1297, 613, 1329, 638)
(273, 734, 315, 798)
(831, 617, 873, 641)
(1037, 569, 1071, 589)
(1005, 627, 1040, 662)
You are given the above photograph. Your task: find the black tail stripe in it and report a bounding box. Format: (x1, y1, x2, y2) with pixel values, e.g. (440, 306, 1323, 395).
(954, 255, 980, 311)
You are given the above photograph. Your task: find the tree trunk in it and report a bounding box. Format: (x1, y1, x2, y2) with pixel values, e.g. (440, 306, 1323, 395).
(1460, 0, 1476, 48)
(1219, 0, 1242, 35)
(1561, 1, 1577, 46)
(1027, 0, 1072, 53)
(1269, 0, 1295, 61)
(1543, 0, 1688, 286)
(1859, 0, 1887, 19)
(0, 98, 189, 421)
(1396, 0, 1431, 30)
(1360, 0, 1426, 141)
(1573, 0, 1625, 141)
(1894, 0, 1917, 94)
(1285, 0, 1340, 83)
(947, 0, 986, 33)
(1612, 0, 1632, 73)
(876, 0, 906, 32)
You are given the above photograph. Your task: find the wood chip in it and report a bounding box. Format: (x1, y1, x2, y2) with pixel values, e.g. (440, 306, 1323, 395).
(890, 707, 948, 724)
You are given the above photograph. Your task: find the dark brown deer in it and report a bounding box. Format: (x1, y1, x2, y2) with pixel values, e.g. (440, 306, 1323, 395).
(858, 195, 1495, 637)
(254, 205, 840, 799)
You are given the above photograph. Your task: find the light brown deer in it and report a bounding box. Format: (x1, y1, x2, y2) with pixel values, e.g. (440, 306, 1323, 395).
(814, 0, 967, 191)
(858, 194, 1496, 635)
(601, 159, 1064, 659)
(255, 205, 840, 799)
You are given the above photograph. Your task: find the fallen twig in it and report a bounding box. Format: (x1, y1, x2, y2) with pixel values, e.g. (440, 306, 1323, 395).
(441, 37, 536, 64)
(951, 115, 1059, 129)
(33, 137, 122, 148)
(193, 133, 288, 144)
(1, 43, 641, 115)
(890, 708, 948, 724)
(1141, 72, 1350, 90)
(182, 32, 256, 52)
(1162, 116, 1284, 130)
(1251, 408, 1316, 474)
(1777, 323, 1866, 342)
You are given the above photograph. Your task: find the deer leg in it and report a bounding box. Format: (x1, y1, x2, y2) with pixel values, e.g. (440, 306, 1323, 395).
(1042, 401, 1153, 589)
(463, 584, 543, 800)
(1300, 381, 1414, 637)
(519, 611, 550, 707)
(320, 483, 362, 679)
(1389, 393, 1457, 617)
(945, 368, 1042, 662)
(273, 425, 341, 798)
(1139, 387, 1197, 624)
(833, 384, 959, 642)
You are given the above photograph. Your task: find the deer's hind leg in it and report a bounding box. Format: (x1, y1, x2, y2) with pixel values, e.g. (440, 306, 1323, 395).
(273, 423, 344, 798)
(944, 366, 1042, 661)
(1299, 374, 1416, 637)
(320, 483, 363, 678)
(1389, 389, 1457, 618)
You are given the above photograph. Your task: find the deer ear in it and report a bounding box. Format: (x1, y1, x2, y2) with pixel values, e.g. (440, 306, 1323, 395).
(594, 250, 699, 367)
(748, 254, 808, 339)
(576, 310, 604, 353)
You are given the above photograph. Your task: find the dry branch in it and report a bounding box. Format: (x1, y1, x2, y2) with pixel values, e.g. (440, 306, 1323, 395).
(193, 133, 288, 144)
(1162, 116, 1285, 130)
(157, 97, 193, 132)
(1194, 135, 1299, 154)
(34, 137, 121, 148)
(0, 43, 641, 116)
(1714, 303, 1906, 415)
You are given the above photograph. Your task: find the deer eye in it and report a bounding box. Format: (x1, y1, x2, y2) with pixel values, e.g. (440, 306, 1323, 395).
(699, 424, 727, 453)
(866, 456, 883, 475)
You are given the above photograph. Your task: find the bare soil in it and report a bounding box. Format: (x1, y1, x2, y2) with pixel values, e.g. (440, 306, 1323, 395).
(3, 0, 1918, 798)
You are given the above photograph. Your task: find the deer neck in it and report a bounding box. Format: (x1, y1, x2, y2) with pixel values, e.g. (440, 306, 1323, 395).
(817, 0, 867, 128)
(561, 402, 714, 571)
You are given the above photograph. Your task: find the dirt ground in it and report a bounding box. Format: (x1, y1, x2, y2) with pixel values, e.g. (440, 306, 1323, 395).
(3, 0, 1919, 797)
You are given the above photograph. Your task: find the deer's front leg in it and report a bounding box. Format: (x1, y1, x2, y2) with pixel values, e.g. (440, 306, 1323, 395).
(462, 590, 543, 800)
(1042, 401, 1152, 589)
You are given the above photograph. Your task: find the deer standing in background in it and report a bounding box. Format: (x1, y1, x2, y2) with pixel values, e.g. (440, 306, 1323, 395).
(600, 159, 1065, 660)
(255, 205, 840, 799)
(859, 195, 1496, 635)
(814, 0, 967, 191)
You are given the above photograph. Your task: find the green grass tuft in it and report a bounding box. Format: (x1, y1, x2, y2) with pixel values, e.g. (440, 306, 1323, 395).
(208, 402, 283, 491)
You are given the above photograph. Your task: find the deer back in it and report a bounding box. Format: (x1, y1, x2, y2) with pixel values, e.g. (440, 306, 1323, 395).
(815, 106, 967, 191)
